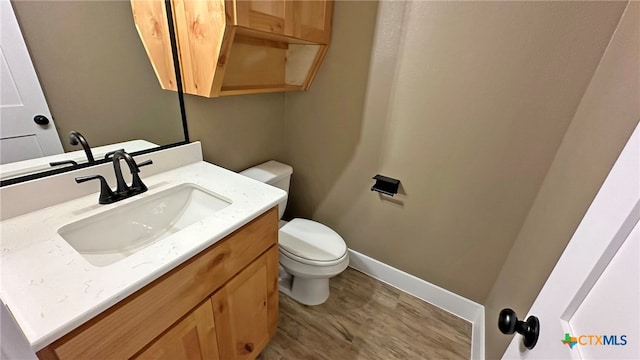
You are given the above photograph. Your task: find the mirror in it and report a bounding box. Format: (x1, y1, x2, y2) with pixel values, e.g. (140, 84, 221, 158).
(0, 0, 187, 184)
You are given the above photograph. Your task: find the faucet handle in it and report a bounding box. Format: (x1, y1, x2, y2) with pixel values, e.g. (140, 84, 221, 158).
(50, 160, 79, 168)
(75, 175, 116, 204)
(131, 160, 152, 193)
(137, 159, 153, 168)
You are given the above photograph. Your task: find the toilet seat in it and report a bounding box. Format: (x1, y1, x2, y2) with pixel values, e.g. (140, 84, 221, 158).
(278, 218, 347, 265)
(280, 247, 348, 267)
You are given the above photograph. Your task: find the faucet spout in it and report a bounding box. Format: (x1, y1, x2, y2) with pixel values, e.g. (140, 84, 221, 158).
(110, 150, 152, 196)
(112, 150, 139, 194)
(69, 131, 95, 164)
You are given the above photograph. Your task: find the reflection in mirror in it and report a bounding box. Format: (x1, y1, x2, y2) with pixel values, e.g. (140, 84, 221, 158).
(0, 0, 186, 183)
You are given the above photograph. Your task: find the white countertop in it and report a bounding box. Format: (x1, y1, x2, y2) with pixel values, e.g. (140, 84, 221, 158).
(0, 160, 286, 351)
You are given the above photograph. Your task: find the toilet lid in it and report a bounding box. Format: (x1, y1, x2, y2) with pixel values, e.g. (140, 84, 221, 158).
(279, 218, 347, 262)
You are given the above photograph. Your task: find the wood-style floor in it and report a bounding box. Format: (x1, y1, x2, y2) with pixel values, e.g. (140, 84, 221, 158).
(258, 268, 472, 360)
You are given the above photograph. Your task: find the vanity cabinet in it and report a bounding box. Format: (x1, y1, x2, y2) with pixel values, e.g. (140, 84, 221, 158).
(131, 0, 333, 97)
(37, 207, 279, 360)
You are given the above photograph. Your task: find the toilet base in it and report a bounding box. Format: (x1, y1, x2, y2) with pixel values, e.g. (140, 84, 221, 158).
(278, 266, 330, 306)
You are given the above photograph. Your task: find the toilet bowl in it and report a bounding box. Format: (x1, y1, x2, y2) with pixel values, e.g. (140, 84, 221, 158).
(240, 161, 349, 306)
(278, 218, 349, 305)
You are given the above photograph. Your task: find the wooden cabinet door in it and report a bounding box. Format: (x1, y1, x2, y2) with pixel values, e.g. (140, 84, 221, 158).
(134, 300, 219, 360)
(212, 246, 279, 360)
(234, 0, 332, 44)
(234, 0, 287, 35)
(285, 0, 332, 44)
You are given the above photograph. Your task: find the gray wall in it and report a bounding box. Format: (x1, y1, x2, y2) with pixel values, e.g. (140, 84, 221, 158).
(282, 0, 627, 304)
(485, 3, 640, 357)
(185, 93, 286, 172)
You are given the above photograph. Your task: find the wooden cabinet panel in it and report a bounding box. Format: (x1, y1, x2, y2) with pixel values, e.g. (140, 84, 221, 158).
(235, 0, 286, 35)
(172, 0, 226, 96)
(134, 300, 219, 360)
(286, 0, 332, 44)
(235, 0, 332, 43)
(130, 0, 177, 91)
(37, 207, 277, 360)
(212, 246, 279, 360)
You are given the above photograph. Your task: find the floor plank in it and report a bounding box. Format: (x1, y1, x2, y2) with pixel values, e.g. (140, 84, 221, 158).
(259, 268, 472, 360)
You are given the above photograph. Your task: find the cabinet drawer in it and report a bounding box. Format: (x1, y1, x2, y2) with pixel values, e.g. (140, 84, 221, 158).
(38, 207, 278, 360)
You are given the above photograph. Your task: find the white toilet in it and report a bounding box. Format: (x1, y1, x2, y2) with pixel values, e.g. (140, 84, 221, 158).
(240, 160, 349, 306)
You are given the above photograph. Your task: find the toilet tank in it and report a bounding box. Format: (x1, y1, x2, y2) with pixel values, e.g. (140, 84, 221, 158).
(239, 160, 293, 220)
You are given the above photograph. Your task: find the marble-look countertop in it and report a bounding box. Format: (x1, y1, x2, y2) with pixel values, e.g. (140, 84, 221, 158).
(0, 161, 286, 351)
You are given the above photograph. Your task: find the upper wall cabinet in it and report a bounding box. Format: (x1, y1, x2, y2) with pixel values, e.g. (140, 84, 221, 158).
(131, 0, 333, 97)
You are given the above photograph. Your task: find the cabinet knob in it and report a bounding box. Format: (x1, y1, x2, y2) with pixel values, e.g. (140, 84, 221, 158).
(244, 343, 254, 353)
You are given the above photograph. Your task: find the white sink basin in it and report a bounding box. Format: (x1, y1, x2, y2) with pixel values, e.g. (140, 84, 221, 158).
(58, 183, 231, 266)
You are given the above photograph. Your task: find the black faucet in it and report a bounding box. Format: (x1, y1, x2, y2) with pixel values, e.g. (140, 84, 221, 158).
(69, 131, 95, 164)
(75, 150, 152, 204)
(111, 150, 152, 195)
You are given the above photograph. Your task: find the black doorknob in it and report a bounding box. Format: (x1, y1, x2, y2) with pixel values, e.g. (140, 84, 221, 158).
(499, 308, 540, 350)
(33, 115, 50, 125)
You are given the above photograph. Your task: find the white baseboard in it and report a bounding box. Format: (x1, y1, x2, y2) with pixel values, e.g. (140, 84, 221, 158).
(347, 249, 485, 360)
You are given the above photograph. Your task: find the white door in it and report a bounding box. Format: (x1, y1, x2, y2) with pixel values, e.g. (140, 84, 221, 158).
(0, 0, 63, 164)
(502, 121, 640, 359)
